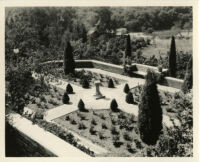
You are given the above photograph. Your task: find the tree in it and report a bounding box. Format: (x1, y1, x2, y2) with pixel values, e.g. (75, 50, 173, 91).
(108, 78, 114, 88)
(78, 99, 85, 111)
(66, 83, 73, 94)
(182, 56, 193, 93)
(110, 99, 119, 112)
(126, 92, 134, 104)
(95, 7, 112, 34)
(62, 92, 70, 104)
(63, 41, 75, 75)
(82, 78, 90, 88)
(7, 64, 34, 114)
(125, 34, 132, 58)
(169, 36, 176, 77)
(138, 69, 162, 145)
(123, 83, 130, 94)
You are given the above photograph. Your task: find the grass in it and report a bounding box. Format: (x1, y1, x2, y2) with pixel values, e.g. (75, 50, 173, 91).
(53, 109, 147, 157)
(141, 38, 192, 58)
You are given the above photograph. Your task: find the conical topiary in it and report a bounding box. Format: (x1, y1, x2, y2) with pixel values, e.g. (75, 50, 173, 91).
(123, 83, 130, 94)
(66, 83, 73, 94)
(108, 78, 114, 88)
(78, 99, 85, 111)
(138, 69, 162, 145)
(126, 91, 134, 104)
(62, 92, 70, 104)
(81, 78, 90, 88)
(110, 99, 118, 112)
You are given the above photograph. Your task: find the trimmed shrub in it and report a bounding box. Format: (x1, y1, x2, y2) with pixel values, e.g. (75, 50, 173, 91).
(110, 99, 119, 112)
(169, 36, 176, 77)
(182, 56, 193, 93)
(91, 118, 97, 125)
(63, 41, 75, 75)
(78, 99, 86, 112)
(78, 123, 87, 130)
(62, 92, 70, 104)
(99, 132, 106, 140)
(138, 69, 162, 145)
(123, 83, 130, 94)
(102, 123, 108, 129)
(108, 78, 114, 88)
(126, 92, 134, 104)
(89, 126, 97, 135)
(82, 78, 90, 88)
(66, 83, 73, 94)
(111, 126, 120, 135)
(127, 143, 137, 154)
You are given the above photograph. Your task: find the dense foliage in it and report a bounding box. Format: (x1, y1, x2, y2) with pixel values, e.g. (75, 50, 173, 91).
(141, 91, 192, 156)
(182, 56, 193, 93)
(138, 70, 162, 145)
(6, 59, 34, 114)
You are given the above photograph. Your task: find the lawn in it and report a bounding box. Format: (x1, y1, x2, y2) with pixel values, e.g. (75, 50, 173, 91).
(53, 109, 146, 157)
(141, 38, 192, 58)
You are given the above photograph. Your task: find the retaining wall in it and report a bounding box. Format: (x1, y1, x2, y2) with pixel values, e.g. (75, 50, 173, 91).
(163, 77, 184, 89)
(41, 59, 183, 89)
(5, 113, 89, 157)
(6, 122, 56, 157)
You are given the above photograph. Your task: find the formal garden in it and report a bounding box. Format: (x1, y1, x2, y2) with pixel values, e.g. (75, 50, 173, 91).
(5, 7, 193, 157)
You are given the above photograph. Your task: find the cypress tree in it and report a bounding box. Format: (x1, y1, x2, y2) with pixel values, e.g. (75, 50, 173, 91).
(125, 34, 132, 58)
(64, 41, 75, 75)
(138, 69, 162, 145)
(182, 56, 193, 93)
(169, 36, 176, 77)
(126, 91, 134, 104)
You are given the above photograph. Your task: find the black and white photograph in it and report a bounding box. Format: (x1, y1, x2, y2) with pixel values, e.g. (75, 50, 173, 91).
(3, 1, 198, 160)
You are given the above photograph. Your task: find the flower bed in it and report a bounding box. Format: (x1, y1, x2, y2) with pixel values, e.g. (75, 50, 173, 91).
(53, 109, 146, 157)
(37, 65, 126, 88)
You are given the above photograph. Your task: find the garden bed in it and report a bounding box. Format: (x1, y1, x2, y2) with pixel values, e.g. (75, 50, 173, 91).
(38, 66, 126, 88)
(53, 109, 147, 157)
(26, 77, 65, 113)
(130, 85, 177, 118)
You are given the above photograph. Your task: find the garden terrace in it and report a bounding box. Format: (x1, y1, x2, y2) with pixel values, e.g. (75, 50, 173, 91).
(40, 59, 183, 90)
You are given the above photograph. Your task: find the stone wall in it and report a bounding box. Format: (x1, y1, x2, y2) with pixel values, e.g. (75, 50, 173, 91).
(41, 60, 183, 89)
(5, 113, 89, 157)
(163, 77, 184, 89)
(6, 122, 56, 157)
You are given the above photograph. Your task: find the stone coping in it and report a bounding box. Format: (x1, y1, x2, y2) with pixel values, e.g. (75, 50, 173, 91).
(6, 113, 90, 157)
